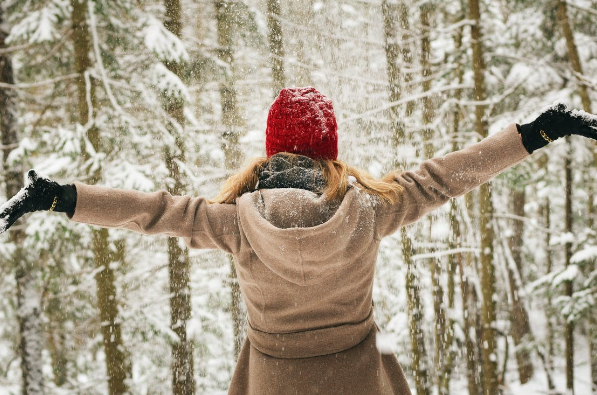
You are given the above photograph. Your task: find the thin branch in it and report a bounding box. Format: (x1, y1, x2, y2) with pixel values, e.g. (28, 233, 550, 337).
(30, 29, 74, 66)
(339, 83, 472, 124)
(566, 0, 597, 16)
(88, 0, 134, 124)
(0, 42, 37, 55)
(0, 73, 79, 90)
(411, 247, 480, 261)
(494, 212, 560, 235)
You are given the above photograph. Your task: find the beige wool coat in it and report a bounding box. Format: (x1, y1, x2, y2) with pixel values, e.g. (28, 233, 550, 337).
(69, 124, 530, 395)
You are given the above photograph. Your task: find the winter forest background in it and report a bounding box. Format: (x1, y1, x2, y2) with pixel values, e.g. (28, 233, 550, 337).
(0, 0, 596, 394)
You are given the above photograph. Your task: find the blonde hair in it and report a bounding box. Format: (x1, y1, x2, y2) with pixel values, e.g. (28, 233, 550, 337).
(211, 153, 403, 205)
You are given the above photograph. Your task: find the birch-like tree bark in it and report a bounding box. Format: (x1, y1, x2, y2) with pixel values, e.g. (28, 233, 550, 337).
(163, 1, 195, 393)
(71, 1, 131, 394)
(1, 8, 45, 394)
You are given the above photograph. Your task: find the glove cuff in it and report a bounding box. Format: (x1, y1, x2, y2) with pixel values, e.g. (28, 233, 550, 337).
(53, 184, 77, 217)
(517, 122, 551, 154)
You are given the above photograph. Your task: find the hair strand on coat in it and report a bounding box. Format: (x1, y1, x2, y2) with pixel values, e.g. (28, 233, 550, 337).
(211, 153, 403, 205)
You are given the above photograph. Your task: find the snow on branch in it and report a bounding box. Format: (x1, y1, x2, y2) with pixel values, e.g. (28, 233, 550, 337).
(6, 0, 68, 44)
(142, 16, 189, 62)
(151, 63, 189, 101)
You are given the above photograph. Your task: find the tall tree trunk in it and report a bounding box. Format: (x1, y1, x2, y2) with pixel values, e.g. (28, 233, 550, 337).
(381, 0, 403, 140)
(402, 228, 432, 395)
(267, 0, 285, 95)
(398, 3, 415, 117)
(556, 3, 594, 391)
(564, 137, 574, 394)
(540, 155, 556, 391)
(555, 134, 575, 395)
(1, 29, 46, 394)
(163, 1, 195, 394)
(507, 189, 534, 383)
(467, 0, 498, 393)
(1, 7, 46, 395)
(587, 177, 597, 394)
(444, 17, 466, 395)
(556, 0, 592, 113)
(555, 2, 593, 392)
(382, 3, 430, 393)
(451, 17, 480, 395)
(419, 5, 447, 393)
(215, 0, 245, 359)
(46, 291, 68, 386)
(71, 1, 131, 394)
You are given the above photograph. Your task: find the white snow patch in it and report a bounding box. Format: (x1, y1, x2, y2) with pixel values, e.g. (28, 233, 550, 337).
(375, 332, 398, 354)
(571, 246, 597, 263)
(549, 232, 575, 246)
(552, 265, 579, 287)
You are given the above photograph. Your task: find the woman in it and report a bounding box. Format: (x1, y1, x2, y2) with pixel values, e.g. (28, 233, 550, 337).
(1, 87, 597, 395)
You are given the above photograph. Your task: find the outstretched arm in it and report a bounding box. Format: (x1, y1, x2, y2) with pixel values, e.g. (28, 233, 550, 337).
(376, 103, 597, 238)
(69, 182, 241, 253)
(0, 173, 241, 253)
(376, 124, 529, 237)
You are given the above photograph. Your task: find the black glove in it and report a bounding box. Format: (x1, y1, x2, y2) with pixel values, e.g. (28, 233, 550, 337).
(517, 103, 597, 153)
(0, 170, 77, 233)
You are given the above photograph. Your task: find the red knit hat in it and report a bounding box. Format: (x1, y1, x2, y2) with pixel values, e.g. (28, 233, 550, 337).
(266, 87, 338, 160)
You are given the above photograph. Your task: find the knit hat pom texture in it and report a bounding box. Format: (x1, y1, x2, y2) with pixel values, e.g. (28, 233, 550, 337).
(266, 87, 338, 160)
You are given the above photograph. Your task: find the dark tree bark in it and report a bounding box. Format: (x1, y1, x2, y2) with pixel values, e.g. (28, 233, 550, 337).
(382, 2, 430, 394)
(467, 0, 498, 393)
(555, 3, 594, 391)
(1, 5, 45, 395)
(507, 189, 534, 384)
(163, 1, 196, 393)
(267, 0, 285, 95)
(402, 228, 432, 395)
(71, 1, 131, 394)
(215, 0, 245, 359)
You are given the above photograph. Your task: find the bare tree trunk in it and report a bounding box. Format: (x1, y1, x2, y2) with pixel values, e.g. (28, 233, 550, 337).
(564, 138, 574, 394)
(46, 292, 68, 386)
(555, 3, 594, 391)
(215, 0, 245, 359)
(419, 5, 448, 393)
(382, 2, 430, 393)
(464, 187, 483, 395)
(381, 0, 403, 140)
(507, 190, 534, 384)
(162, 1, 195, 394)
(556, 0, 592, 113)
(444, 19, 466, 394)
(398, 3, 415, 117)
(71, 1, 131, 394)
(467, 0, 498, 393)
(402, 228, 432, 395)
(1, 7, 46, 395)
(267, 0, 285, 95)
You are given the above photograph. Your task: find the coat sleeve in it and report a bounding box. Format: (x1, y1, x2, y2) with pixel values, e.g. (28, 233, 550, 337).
(68, 182, 241, 254)
(375, 123, 530, 238)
